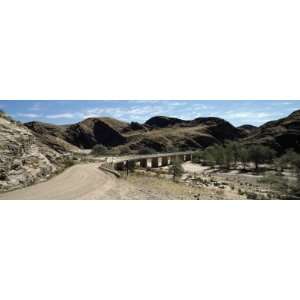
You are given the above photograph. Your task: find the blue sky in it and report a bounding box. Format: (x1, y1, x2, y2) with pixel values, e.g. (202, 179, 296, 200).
(0, 100, 299, 126)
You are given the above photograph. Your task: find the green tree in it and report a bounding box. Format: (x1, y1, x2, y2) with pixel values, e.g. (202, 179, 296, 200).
(226, 141, 240, 167)
(248, 145, 276, 171)
(273, 149, 297, 173)
(239, 147, 250, 170)
(223, 144, 234, 169)
(91, 144, 108, 156)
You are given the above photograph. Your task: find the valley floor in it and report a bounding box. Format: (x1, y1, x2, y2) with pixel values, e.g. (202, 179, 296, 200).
(0, 162, 246, 200)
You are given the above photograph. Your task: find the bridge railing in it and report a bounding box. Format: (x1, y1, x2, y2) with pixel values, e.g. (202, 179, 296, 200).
(113, 151, 195, 171)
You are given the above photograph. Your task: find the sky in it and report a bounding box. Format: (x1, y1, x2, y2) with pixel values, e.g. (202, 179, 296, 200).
(0, 100, 299, 127)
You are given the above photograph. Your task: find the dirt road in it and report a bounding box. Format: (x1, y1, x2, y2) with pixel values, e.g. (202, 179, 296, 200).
(0, 162, 241, 200)
(0, 163, 147, 200)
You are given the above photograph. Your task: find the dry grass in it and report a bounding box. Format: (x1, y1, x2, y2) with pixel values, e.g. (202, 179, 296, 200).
(126, 173, 242, 200)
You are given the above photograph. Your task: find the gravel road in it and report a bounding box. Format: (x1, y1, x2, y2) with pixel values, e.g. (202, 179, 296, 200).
(0, 163, 145, 200)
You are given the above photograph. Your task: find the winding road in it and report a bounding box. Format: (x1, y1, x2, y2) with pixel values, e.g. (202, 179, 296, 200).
(0, 163, 141, 200)
(0, 152, 195, 200)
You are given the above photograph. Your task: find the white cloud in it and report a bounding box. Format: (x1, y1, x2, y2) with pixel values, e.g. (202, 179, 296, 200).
(17, 113, 41, 118)
(46, 113, 78, 119)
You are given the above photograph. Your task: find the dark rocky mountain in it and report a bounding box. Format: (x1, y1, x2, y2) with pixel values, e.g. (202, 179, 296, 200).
(65, 118, 127, 148)
(25, 118, 127, 149)
(22, 109, 300, 154)
(242, 109, 300, 153)
(26, 115, 242, 152)
(145, 116, 185, 128)
(238, 124, 258, 137)
(238, 124, 257, 131)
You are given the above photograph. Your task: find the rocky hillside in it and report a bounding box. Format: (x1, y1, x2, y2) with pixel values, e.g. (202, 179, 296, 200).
(25, 121, 80, 153)
(22, 109, 300, 155)
(26, 115, 243, 153)
(0, 113, 67, 192)
(124, 116, 243, 152)
(242, 110, 300, 153)
(238, 124, 258, 137)
(25, 118, 128, 150)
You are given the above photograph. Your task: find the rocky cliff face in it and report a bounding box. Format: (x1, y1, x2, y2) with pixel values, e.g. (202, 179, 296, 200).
(0, 114, 64, 192)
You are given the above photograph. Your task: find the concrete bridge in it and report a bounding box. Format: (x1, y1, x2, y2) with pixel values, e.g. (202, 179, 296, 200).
(113, 151, 194, 172)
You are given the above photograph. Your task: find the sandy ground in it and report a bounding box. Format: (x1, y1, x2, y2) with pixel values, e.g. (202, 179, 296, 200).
(0, 163, 151, 200)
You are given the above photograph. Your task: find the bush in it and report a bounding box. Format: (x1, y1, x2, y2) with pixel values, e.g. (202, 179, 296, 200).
(165, 145, 180, 153)
(238, 188, 244, 195)
(138, 147, 157, 155)
(258, 174, 289, 197)
(192, 151, 204, 163)
(246, 192, 258, 199)
(91, 144, 108, 156)
(169, 159, 184, 181)
(62, 158, 76, 168)
(118, 145, 131, 155)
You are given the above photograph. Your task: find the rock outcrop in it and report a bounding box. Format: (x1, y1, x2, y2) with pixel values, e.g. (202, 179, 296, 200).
(0, 114, 64, 192)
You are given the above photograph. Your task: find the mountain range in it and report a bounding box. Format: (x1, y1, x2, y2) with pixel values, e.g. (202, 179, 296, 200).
(24, 110, 300, 154)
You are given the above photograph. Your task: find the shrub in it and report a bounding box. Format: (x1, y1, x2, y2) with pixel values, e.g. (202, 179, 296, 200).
(258, 174, 289, 197)
(192, 151, 204, 163)
(91, 144, 108, 156)
(109, 148, 121, 156)
(165, 145, 180, 153)
(169, 159, 184, 181)
(246, 192, 258, 200)
(118, 145, 131, 155)
(138, 147, 157, 155)
(63, 158, 76, 168)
